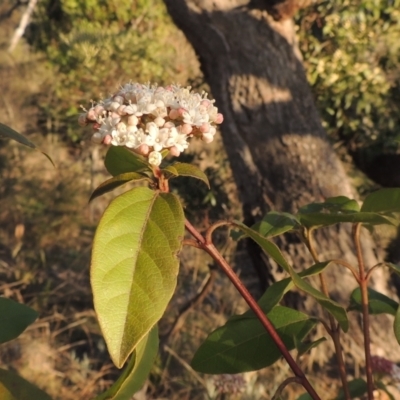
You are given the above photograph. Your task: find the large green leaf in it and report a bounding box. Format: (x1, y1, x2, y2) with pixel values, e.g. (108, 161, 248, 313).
(0, 369, 52, 400)
(348, 287, 398, 316)
(232, 222, 348, 331)
(254, 211, 300, 238)
(95, 326, 159, 400)
(0, 298, 38, 344)
(162, 163, 209, 188)
(394, 303, 400, 345)
(191, 306, 316, 373)
(361, 188, 400, 214)
(91, 187, 184, 367)
(0, 123, 54, 166)
(104, 147, 150, 176)
(89, 172, 151, 202)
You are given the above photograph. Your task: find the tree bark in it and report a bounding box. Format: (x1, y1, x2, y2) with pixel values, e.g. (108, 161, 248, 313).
(163, 0, 400, 365)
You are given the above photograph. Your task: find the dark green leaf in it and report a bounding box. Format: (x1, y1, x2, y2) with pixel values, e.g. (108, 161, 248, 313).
(104, 147, 150, 176)
(375, 381, 396, 400)
(361, 188, 400, 214)
(348, 287, 398, 315)
(191, 306, 316, 373)
(95, 326, 159, 400)
(89, 172, 151, 202)
(335, 378, 367, 400)
(162, 163, 209, 188)
(0, 369, 52, 400)
(298, 196, 360, 214)
(394, 303, 400, 345)
(295, 337, 327, 357)
(0, 298, 38, 344)
(91, 187, 184, 367)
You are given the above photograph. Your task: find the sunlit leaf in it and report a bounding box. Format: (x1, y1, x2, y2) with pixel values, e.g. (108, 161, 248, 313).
(91, 187, 184, 367)
(105, 147, 150, 176)
(95, 326, 159, 400)
(349, 287, 398, 316)
(0, 298, 38, 344)
(191, 306, 316, 373)
(89, 172, 151, 202)
(0, 369, 52, 400)
(162, 163, 210, 188)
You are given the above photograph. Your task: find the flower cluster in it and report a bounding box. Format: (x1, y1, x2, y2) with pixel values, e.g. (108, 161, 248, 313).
(79, 83, 223, 166)
(371, 355, 400, 382)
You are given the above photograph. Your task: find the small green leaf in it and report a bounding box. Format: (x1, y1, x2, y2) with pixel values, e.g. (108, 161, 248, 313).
(95, 326, 159, 400)
(299, 196, 360, 214)
(89, 172, 151, 202)
(91, 187, 184, 368)
(162, 163, 210, 188)
(0, 123, 54, 166)
(0, 369, 52, 400)
(335, 378, 367, 400)
(349, 287, 398, 315)
(375, 381, 396, 400)
(0, 298, 38, 344)
(361, 188, 400, 214)
(295, 337, 327, 357)
(255, 211, 300, 238)
(105, 147, 150, 176)
(191, 306, 316, 373)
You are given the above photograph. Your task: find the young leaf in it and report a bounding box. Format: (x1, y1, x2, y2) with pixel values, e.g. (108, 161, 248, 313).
(348, 287, 398, 316)
(162, 163, 210, 188)
(0, 369, 52, 400)
(299, 196, 360, 214)
(361, 188, 400, 214)
(335, 378, 367, 400)
(295, 337, 327, 357)
(0, 123, 54, 166)
(91, 187, 184, 368)
(104, 147, 149, 176)
(191, 306, 316, 374)
(89, 172, 151, 202)
(95, 326, 159, 400)
(0, 298, 38, 344)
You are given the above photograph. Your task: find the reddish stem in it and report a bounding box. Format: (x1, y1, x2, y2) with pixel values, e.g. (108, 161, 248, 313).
(184, 219, 321, 400)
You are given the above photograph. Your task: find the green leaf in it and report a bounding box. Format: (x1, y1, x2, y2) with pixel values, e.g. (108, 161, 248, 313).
(232, 221, 349, 331)
(255, 211, 300, 238)
(375, 381, 396, 400)
(89, 172, 151, 202)
(105, 147, 150, 176)
(191, 306, 316, 373)
(0, 369, 52, 400)
(0, 123, 54, 166)
(361, 188, 400, 214)
(349, 287, 398, 315)
(95, 326, 159, 400)
(295, 337, 327, 357)
(0, 298, 38, 344)
(297, 196, 395, 228)
(335, 378, 367, 400)
(394, 303, 400, 345)
(162, 163, 210, 188)
(91, 187, 184, 367)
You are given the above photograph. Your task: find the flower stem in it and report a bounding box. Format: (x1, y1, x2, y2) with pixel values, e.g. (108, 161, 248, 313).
(353, 223, 374, 399)
(184, 219, 321, 400)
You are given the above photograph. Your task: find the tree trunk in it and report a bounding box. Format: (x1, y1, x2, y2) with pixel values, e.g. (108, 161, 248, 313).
(163, 0, 400, 366)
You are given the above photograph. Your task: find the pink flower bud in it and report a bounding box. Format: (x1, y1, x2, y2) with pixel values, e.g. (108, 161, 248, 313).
(127, 115, 139, 126)
(137, 144, 150, 156)
(180, 123, 193, 135)
(103, 135, 112, 145)
(94, 105, 105, 115)
(86, 108, 97, 121)
(214, 113, 224, 124)
(169, 109, 180, 119)
(117, 105, 127, 115)
(199, 123, 211, 133)
(169, 146, 181, 157)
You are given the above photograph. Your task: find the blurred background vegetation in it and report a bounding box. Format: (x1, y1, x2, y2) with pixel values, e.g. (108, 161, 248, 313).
(0, 0, 400, 399)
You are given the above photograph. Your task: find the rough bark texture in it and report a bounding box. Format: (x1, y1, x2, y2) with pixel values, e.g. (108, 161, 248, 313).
(164, 0, 400, 364)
